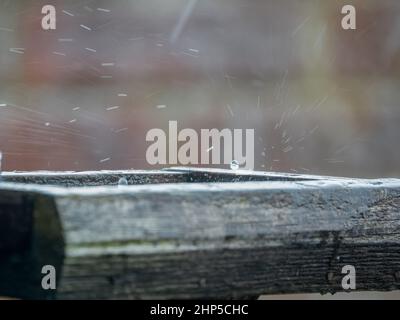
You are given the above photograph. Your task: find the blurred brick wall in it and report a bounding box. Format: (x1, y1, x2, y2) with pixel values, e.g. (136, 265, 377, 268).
(0, 0, 399, 177)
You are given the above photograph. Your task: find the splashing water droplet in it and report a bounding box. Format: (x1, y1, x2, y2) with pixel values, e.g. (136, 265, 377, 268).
(118, 177, 128, 186)
(230, 160, 239, 171)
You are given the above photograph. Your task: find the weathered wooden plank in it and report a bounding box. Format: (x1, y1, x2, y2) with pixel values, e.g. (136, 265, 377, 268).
(0, 168, 400, 299)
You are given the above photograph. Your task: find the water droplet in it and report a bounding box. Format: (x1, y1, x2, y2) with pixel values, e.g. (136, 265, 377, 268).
(230, 160, 239, 170)
(118, 177, 128, 186)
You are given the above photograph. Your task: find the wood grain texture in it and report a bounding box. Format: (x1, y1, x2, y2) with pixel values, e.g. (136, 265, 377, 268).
(0, 168, 400, 299)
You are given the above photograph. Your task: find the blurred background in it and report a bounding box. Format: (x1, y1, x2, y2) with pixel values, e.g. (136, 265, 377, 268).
(1, 0, 400, 300)
(0, 0, 399, 177)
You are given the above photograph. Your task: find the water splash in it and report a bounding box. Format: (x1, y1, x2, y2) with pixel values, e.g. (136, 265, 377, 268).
(118, 177, 128, 186)
(230, 160, 239, 171)
(169, 0, 198, 44)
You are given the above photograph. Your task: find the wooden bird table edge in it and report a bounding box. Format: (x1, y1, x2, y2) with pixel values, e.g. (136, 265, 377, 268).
(0, 167, 399, 299)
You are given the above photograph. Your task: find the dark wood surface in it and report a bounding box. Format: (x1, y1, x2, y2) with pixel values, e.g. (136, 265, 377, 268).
(0, 168, 400, 299)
